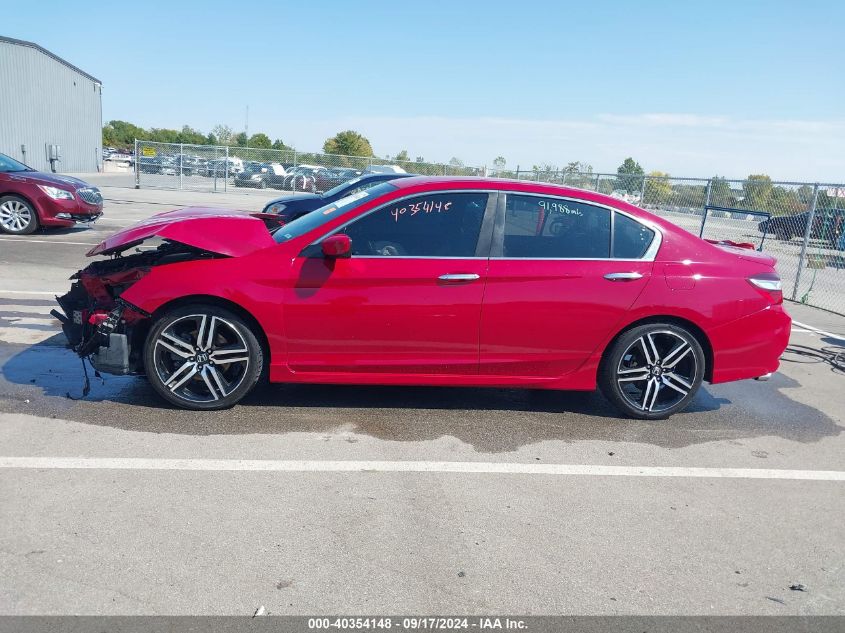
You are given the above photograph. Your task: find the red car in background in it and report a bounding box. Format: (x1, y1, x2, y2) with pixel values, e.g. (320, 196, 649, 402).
(56, 177, 790, 419)
(0, 153, 103, 234)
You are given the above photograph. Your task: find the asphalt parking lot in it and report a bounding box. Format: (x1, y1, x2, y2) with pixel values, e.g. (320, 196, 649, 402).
(0, 184, 844, 615)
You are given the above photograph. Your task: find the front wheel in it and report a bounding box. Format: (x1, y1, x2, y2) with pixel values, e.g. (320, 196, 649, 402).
(599, 323, 704, 419)
(0, 196, 39, 234)
(143, 304, 264, 410)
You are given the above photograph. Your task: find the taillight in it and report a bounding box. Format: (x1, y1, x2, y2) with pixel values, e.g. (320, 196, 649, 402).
(748, 273, 783, 304)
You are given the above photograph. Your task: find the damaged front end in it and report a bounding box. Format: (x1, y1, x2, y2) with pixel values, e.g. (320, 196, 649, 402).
(54, 207, 278, 377)
(54, 241, 222, 376)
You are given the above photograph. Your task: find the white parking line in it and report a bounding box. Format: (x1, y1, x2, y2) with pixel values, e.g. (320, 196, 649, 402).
(792, 320, 845, 343)
(0, 457, 843, 481)
(0, 295, 63, 344)
(0, 290, 63, 296)
(0, 305, 55, 313)
(0, 237, 97, 246)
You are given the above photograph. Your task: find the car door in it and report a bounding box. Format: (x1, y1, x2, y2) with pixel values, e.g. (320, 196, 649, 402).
(479, 192, 658, 377)
(283, 190, 496, 375)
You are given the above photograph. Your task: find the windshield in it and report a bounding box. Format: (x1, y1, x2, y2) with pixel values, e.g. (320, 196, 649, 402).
(0, 153, 33, 173)
(273, 182, 397, 244)
(323, 176, 370, 199)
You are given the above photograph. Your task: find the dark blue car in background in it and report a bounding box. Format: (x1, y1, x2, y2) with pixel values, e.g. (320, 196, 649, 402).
(262, 173, 415, 223)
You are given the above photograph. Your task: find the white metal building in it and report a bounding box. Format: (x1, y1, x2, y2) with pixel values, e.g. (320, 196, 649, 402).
(0, 35, 102, 173)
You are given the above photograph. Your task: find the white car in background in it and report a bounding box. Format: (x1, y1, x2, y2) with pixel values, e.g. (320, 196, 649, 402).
(203, 157, 244, 177)
(364, 164, 407, 174)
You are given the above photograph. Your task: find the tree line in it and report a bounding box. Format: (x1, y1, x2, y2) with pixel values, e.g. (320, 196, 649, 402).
(102, 120, 291, 151)
(103, 121, 834, 216)
(616, 158, 839, 216)
(524, 157, 839, 217)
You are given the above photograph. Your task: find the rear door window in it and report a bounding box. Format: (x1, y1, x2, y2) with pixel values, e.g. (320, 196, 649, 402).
(502, 194, 611, 258)
(613, 212, 656, 258)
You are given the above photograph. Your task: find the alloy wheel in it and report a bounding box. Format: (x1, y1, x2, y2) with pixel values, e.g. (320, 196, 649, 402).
(152, 314, 250, 404)
(0, 200, 33, 233)
(615, 330, 698, 413)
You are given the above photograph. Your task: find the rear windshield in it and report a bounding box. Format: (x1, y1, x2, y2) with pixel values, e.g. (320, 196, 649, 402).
(273, 182, 397, 244)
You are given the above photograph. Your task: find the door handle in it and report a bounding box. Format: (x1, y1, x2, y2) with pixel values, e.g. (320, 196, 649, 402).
(438, 273, 480, 283)
(604, 272, 644, 281)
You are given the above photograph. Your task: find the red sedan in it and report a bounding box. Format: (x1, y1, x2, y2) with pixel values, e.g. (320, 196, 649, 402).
(56, 177, 790, 419)
(0, 153, 103, 234)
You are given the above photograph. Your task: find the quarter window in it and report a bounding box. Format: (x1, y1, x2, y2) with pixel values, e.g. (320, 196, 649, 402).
(613, 213, 655, 258)
(339, 192, 488, 257)
(503, 195, 611, 258)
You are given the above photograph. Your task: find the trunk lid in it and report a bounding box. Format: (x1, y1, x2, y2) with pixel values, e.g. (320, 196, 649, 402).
(706, 239, 777, 267)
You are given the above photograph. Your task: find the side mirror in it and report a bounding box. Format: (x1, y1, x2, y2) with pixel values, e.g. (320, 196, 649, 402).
(321, 234, 351, 258)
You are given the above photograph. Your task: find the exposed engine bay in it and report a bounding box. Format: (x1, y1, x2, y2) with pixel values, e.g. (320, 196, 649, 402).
(54, 241, 224, 375)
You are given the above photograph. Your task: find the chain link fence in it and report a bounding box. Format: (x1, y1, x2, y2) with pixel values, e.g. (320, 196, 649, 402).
(133, 140, 845, 316)
(133, 140, 482, 194)
(493, 168, 845, 316)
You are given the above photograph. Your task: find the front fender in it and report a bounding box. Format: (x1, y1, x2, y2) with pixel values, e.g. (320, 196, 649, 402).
(120, 257, 288, 367)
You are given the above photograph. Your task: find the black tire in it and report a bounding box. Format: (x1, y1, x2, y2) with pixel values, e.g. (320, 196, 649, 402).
(598, 323, 705, 420)
(0, 195, 39, 235)
(143, 304, 264, 410)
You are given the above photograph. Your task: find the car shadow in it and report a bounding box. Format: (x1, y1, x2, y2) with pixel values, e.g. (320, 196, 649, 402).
(38, 226, 98, 237)
(0, 334, 840, 452)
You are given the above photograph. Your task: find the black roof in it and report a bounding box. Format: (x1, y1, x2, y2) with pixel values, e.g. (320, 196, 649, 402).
(0, 35, 101, 84)
(359, 172, 417, 180)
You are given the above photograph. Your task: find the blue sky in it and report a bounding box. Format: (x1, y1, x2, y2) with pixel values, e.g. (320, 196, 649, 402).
(4, 0, 845, 180)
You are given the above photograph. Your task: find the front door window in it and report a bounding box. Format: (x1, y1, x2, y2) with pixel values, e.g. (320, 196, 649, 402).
(340, 192, 488, 257)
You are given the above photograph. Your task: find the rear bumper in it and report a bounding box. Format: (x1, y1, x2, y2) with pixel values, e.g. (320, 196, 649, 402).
(709, 304, 791, 383)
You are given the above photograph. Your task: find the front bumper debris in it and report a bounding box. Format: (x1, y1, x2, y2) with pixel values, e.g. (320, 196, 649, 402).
(90, 333, 132, 375)
(55, 292, 147, 376)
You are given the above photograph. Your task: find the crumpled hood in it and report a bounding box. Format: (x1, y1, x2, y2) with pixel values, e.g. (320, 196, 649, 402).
(87, 207, 277, 257)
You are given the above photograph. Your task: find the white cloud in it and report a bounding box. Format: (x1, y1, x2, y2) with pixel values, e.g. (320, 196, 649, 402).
(597, 113, 730, 128)
(269, 113, 845, 182)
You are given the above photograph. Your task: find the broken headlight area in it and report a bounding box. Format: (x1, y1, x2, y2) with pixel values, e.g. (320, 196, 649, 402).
(54, 240, 221, 376)
(55, 282, 149, 376)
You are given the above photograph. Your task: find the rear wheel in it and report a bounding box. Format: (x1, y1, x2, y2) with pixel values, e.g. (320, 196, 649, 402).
(599, 323, 704, 419)
(143, 304, 264, 410)
(0, 196, 39, 234)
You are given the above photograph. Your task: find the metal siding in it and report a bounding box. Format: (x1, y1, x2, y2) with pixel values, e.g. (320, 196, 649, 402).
(0, 40, 102, 173)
